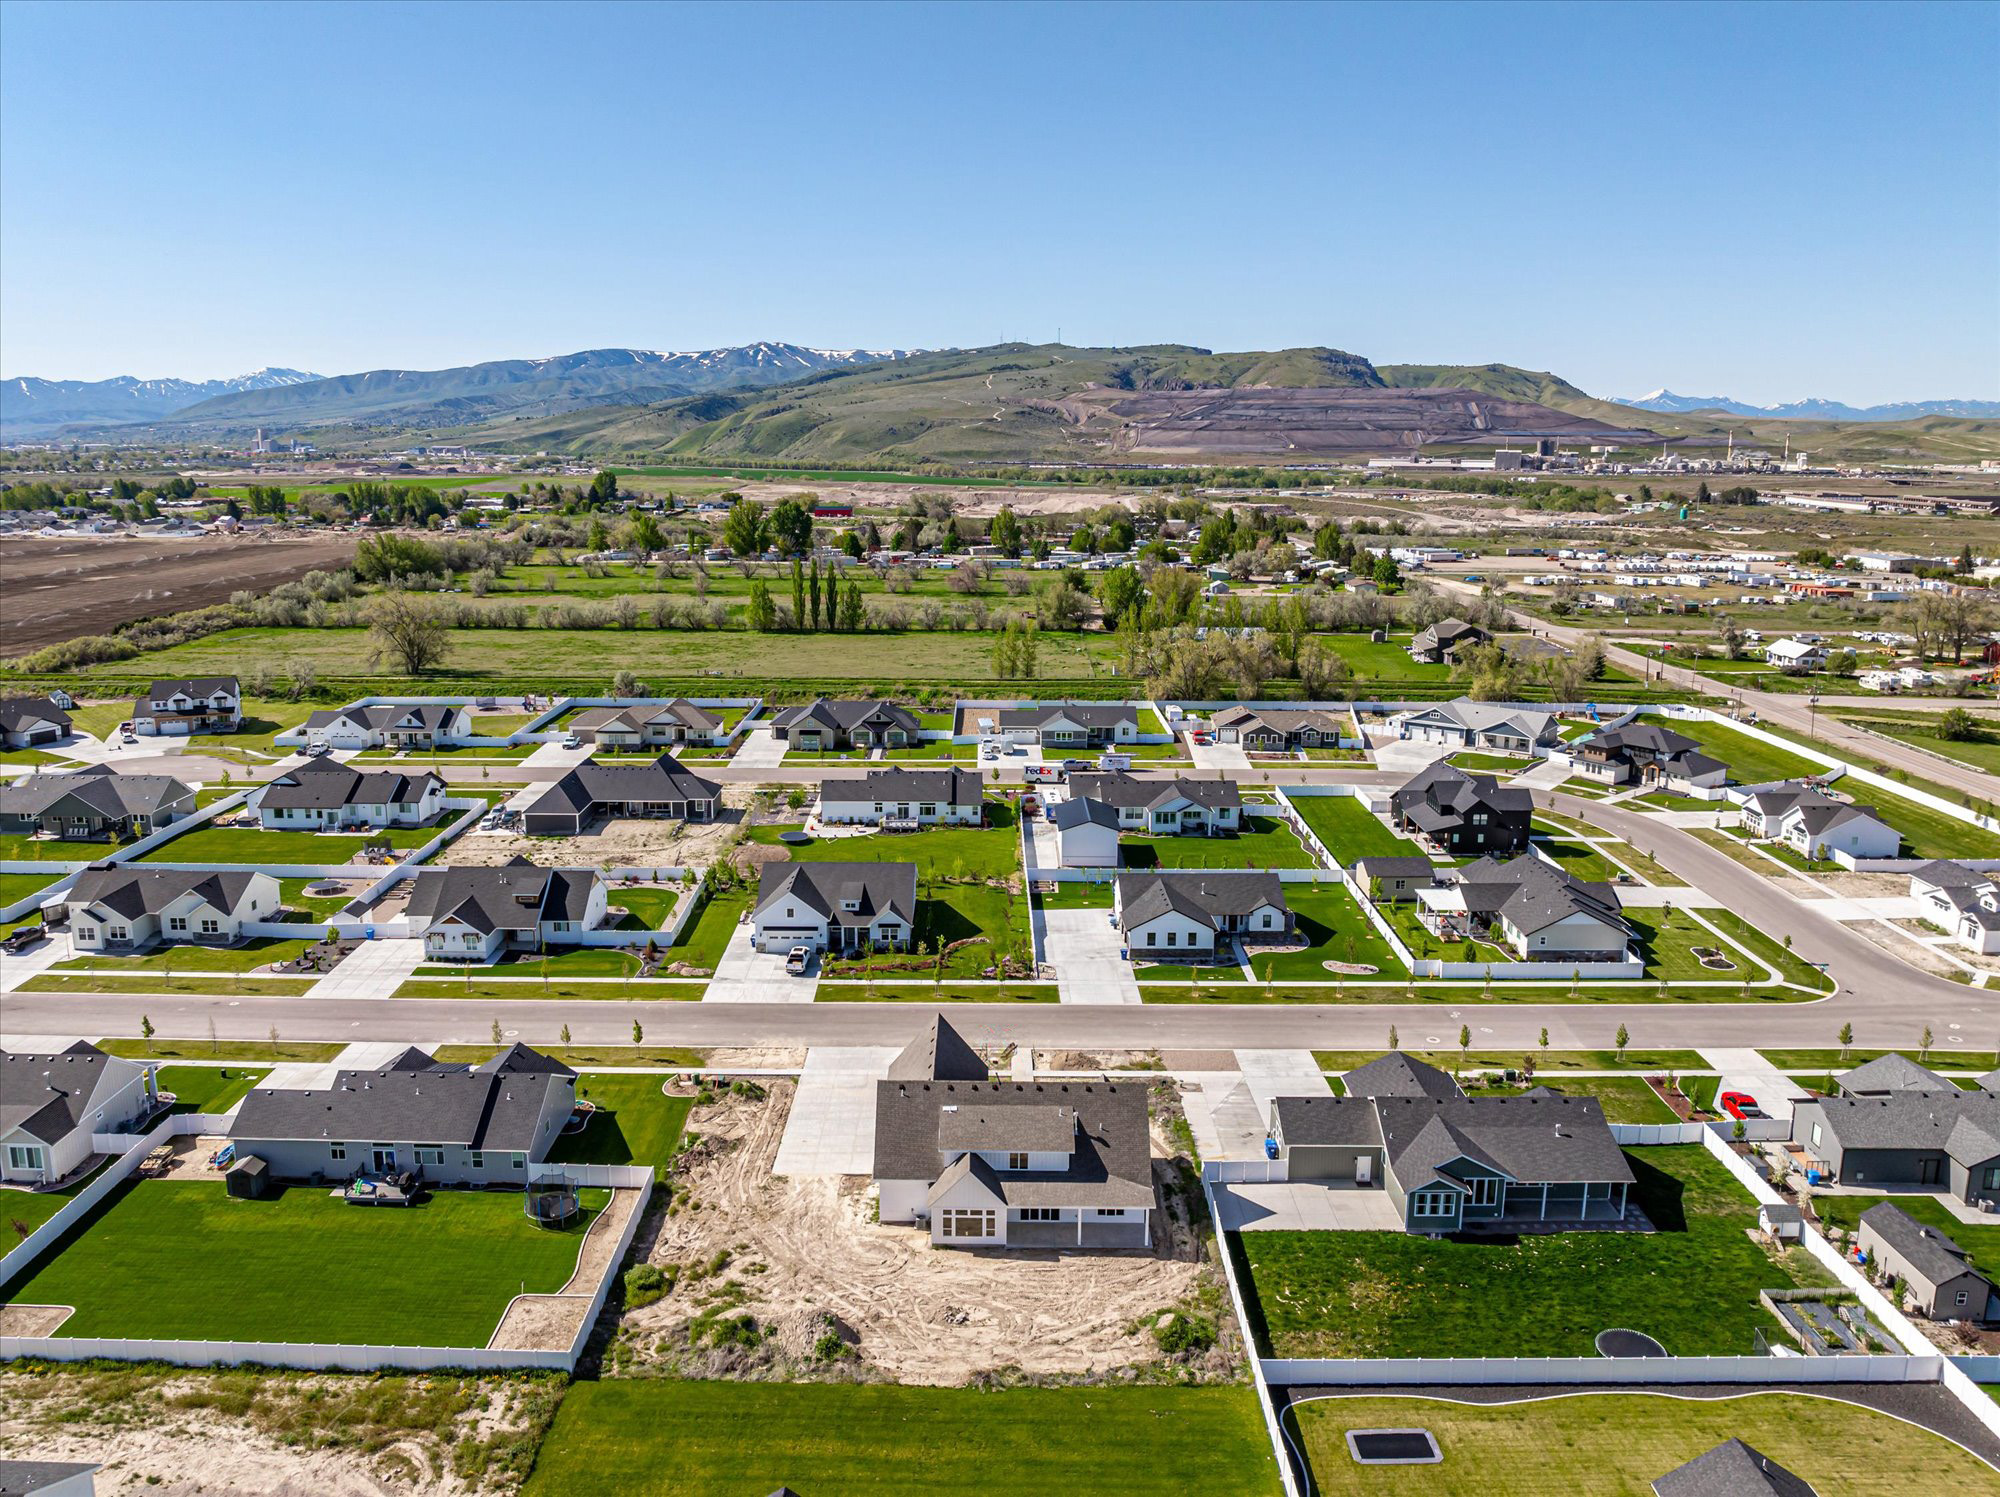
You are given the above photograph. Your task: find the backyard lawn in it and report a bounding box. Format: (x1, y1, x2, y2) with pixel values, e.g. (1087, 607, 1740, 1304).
(748, 807, 1021, 882)
(1250, 886, 1404, 982)
(1284, 793, 1420, 862)
(1032, 879, 1114, 910)
(1528, 829, 1623, 883)
(1289, 1392, 1999, 1497)
(1479, 1075, 1679, 1124)
(1312, 1049, 1707, 1073)
(0, 872, 61, 909)
(523, 1381, 1277, 1497)
(1233, 1145, 1828, 1358)
(1668, 718, 1824, 784)
(131, 825, 418, 864)
(2, 1179, 609, 1345)
(606, 882, 687, 930)
(156, 1064, 271, 1114)
(550, 1074, 691, 1174)
(1854, 782, 2000, 860)
(0, 1159, 115, 1234)
(0, 833, 131, 862)
(1119, 814, 1319, 870)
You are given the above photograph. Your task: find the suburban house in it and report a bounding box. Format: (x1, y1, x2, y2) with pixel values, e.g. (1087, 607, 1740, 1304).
(1834, 1053, 1959, 1098)
(1066, 772, 1241, 837)
(1267, 1054, 1635, 1233)
(873, 1017, 1154, 1249)
(1392, 698, 1559, 754)
(1049, 796, 1121, 868)
(1793, 1088, 2000, 1207)
(1765, 637, 1829, 672)
(228, 1044, 576, 1188)
(772, 698, 921, 750)
(520, 754, 722, 834)
(1407, 617, 1491, 664)
(1652, 1440, 1817, 1497)
(1777, 796, 1899, 861)
(1, 1043, 158, 1185)
(1114, 870, 1292, 959)
(0, 766, 196, 840)
(1389, 762, 1533, 857)
(131, 676, 240, 736)
(257, 760, 448, 830)
(1858, 1202, 1994, 1323)
(301, 702, 470, 751)
(1209, 705, 1350, 750)
(817, 767, 983, 827)
(1352, 855, 1441, 902)
(1736, 781, 1825, 836)
(1418, 855, 1631, 960)
(403, 859, 608, 962)
(992, 703, 1140, 748)
(750, 861, 917, 955)
(1909, 861, 2000, 955)
(568, 700, 725, 748)
(0, 694, 73, 748)
(1567, 721, 1729, 791)
(65, 864, 281, 952)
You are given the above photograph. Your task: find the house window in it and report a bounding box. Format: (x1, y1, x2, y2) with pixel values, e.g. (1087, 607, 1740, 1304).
(1007, 1152, 1029, 1170)
(7, 1145, 44, 1172)
(1261, 913, 1273, 929)
(107, 925, 128, 942)
(470, 1151, 484, 1169)
(168, 917, 188, 932)
(329, 1143, 347, 1161)
(941, 1210, 994, 1238)
(1984, 1167, 2000, 1191)
(1957, 1290, 1971, 1308)
(416, 1148, 445, 1167)
(1412, 1191, 1454, 1218)
(1018, 1208, 1060, 1222)
(1469, 1176, 1500, 1208)
(1811, 1122, 1822, 1148)
(1166, 931, 1177, 948)
(1145, 932, 1156, 947)
(1098, 1209, 1126, 1218)
(509, 1154, 525, 1170)
(199, 918, 219, 934)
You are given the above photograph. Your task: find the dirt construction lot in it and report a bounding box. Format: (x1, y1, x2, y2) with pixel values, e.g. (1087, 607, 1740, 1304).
(443, 810, 754, 870)
(623, 1083, 1220, 1386)
(0, 532, 357, 655)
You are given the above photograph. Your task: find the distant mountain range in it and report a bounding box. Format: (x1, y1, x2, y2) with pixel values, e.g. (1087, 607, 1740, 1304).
(2, 368, 323, 437)
(0, 343, 921, 440)
(1620, 389, 2000, 422)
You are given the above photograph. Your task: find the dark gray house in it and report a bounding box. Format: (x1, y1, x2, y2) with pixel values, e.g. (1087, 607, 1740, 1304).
(0, 765, 196, 840)
(403, 859, 609, 962)
(771, 698, 920, 750)
(1407, 617, 1490, 664)
(1652, 1439, 1817, 1497)
(0, 695, 73, 749)
(228, 1044, 576, 1187)
(1858, 1202, 1993, 1322)
(1794, 1090, 2000, 1205)
(521, 754, 721, 834)
(1389, 762, 1533, 857)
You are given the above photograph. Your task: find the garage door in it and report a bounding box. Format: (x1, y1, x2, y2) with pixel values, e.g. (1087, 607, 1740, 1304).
(759, 929, 819, 953)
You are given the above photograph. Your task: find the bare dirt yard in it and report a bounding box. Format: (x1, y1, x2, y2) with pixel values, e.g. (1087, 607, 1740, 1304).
(0, 1363, 557, 1495)
(613, 1082, 1231, 1387)
(0, 532, 357, 656)
(442, 809, 751, 871)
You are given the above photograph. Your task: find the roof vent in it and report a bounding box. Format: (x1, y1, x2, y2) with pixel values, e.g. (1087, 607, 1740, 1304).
(942, 1104, 958, 1113)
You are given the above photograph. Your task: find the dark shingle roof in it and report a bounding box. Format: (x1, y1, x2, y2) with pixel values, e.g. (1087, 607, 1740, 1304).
(403, 859, 600, 935)
(524, 754, 721, 820)
(1375, 1094, 1634, 1193)
(230, 1063, 569, 1153)
(873, 1079, 1154, 1209)
(1835, 1052, 1957, 1096)
(818, 767, 982, 807)
(66, 864, 265, 920)
(1453, 855, 1629, 939)
(305, 703, 463, 735)
(0, 764, 194, 821)
(570, 699, 721, 735)
(146, 676, 237, 697)
(1389, 762, 1532, 827)
(1651, 1438, 1818, 1497)
(1116, 870, 1287, 932)
(755, 861, 917, 928)
(887, 1015, 989, 1081)
(994, 703, 1138, 731)
(1050, 796, 1120, 831)
(0, 696, 71, 736)
(1858, 1201, 1986, 1291)
(1808, 1092, 2000, 1163)
(259, 761, 443, 811)
(1068, 772, 1240, 813)
(1352, 856, 1440, 882)
(1271, 1095, 1385, 1148)
(1343, 1052, 1464, 1101)
(0, 1044, 130, 1145)
(772, 698, 920, 736)
(936, 1102, 1075, 1152)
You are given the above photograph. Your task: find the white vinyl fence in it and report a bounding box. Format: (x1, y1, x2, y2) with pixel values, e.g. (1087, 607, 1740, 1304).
(1259, 1353, 1941, 1387)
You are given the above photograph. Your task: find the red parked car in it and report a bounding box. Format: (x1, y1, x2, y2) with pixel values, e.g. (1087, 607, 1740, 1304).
(1719, 1091, 1766, 1121)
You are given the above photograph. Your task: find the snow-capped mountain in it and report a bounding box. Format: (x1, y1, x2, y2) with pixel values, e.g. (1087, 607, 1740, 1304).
(1620, 388, 2000, 422)
(2, 368, 322, 438)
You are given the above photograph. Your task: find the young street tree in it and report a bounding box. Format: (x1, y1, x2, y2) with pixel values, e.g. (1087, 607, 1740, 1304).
(369, 593, 451, 675)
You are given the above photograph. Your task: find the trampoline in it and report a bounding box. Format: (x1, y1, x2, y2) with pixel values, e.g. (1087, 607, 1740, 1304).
(524, 1177, 582, 1227)
(1345, 1429, 1441, 1465)
(1596, 1327, 1668, 1358)
(778, 829, 813, 846)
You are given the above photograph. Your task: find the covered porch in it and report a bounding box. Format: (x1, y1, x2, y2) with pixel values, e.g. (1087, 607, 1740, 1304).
(1002, 1207, 1153, 1250)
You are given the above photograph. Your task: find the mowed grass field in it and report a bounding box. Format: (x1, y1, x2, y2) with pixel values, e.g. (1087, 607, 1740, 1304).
(2, 1180, 607, 1345)
(1285, 793, 1420, 862)
(1837, 708, 2000, 775)
(1233, 1145, 1827, 1359)
(523, 1381, 1278, 1496)
(1289, 1392, 2000, 1496)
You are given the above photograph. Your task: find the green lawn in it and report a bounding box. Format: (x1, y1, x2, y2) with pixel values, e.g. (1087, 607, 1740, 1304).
(2, 1179, 608, 1345)
(1667, 718, 1824, 783)
(550, 1075, 692, 1175)
(1812, 1192, 2000, 1271)
(1697, 910, 1835, 991)
(0, 1159, 116, 1234)
(1627, 909, 1752, 984)
(1446, 751, 1532, 772)
(1120, 814, 1319, 870)
(1290, 1392, 1999, 1497)
(1285, 794, 1420, 862)
(97, 1038, 343, 1062)
(132, 824, 440, 864)
(185, 697, 319, 755)
(0, 872, 61, 909)
(1477, 1075, 1679, 1123)
(156, 1064, 271, 1114)
(816, 982, 1060, 1001)
(0, 833, 128, 862)
(1251, 886, 1405, 981)
(1378, 898, 1516, 966)
(54, 936, 318, 973)
(19, 975, 319, 997)
(523, 1381, 1277, 1497)
(1312, 1049, 1707, 1073)
(1837, 709, 2000, 775)
(1033, 879, 1114, 909)
(747, 807, 1020, 882)
(1234, 1145, 1828, 1358)
(825, 883, 1030, 980)
(1757, 1046, 1980, 1072)
(1529, 830, 1622, 883)
(672, 887, 754, 971)
(432, 1044, 706, 1067)
(395, 978, 705, 1002)
(416, 946, 651, 978)
(1853, 782, 2000, 860)
(277, 877, 365, 919)
(607, 883, 688, 930)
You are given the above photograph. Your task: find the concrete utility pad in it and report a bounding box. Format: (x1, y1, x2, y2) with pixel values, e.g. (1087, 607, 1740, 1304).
(1212, 1181, 1404, 1232)
(772, 1045, 901, 1176)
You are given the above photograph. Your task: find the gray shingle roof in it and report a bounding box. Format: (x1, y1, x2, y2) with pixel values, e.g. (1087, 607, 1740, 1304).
(1352, 856, 1440, 882)
(1116, 870, 1287, 932)
(1859, 1202, 1986, 1291)
(305, 703, 463, 735)
(1651, 1438, 1818, 1497)
(1342, 1052, 1465, 1101)
(755, 861, 917, 929)
(66, 864, 265, 920)
(1375, 1094, 1635, 1193)
(1271, 1095, 1385, 1148)
(146, 676, 237, 698)
(887, 1016, 989, 1082)
(569, 699, 721, 735)
(873, 1079, 1153, 1209)
(1808, 1092, 2000, 1161)
(0, 765, 195, 821)
(231, 1063, 566, 1154)
(1835, 1052, 1957, 1096)
(818, 767, 982, 807)
(1212, 705, 1348, 738)
(1050, 796, 1120, 831)
(1453, 854, 1629, 939)
(259, 761, 443, 811)
(0, 696, 71, 736)
(936, 1103, 1075, 1152)
(772, 698, 920, 736)
(0, 1462, 106, 1496)
(403, 859, 600, 935)
(994, 703, 1137, 731)
(1067, 772, 1240, 813)
(0, 1043, 128, 1146)
(524, 754, 721, 820)
(1400, 697, 1556, 742)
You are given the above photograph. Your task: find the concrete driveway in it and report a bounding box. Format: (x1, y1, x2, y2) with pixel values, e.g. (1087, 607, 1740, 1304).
(0, 930, 74, 993)
(523, 740, 596, 771)
(1190, 739, 1251, 772)
(772, 1044, 902, 1176)
(1699, 1047, 1812, 1123)
(1372, 737, 1454, 775)
(1041, 908, 1139, 1004)
(1181, 1050, 1329, 1161)
(1212, 1181, 1403, 1232)
(306, 937, 426, 1000)
(733, 725, 789, 769)
(705, 922, 818, 1003)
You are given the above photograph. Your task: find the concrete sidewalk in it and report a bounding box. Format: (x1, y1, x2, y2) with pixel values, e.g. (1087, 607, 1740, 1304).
(1212, 1181, 1402, 1232)
(772, 1045, 901, 1176)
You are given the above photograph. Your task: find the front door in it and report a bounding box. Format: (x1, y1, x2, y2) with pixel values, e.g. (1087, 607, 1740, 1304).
(371, 1145, 397, 1173)
(1919, 1157, 1943, 1186)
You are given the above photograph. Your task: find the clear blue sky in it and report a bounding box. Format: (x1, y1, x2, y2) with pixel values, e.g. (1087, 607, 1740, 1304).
(4, 0, 1995, 404)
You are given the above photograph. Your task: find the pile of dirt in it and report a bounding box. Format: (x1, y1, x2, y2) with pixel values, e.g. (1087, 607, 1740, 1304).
(615, 1083, 1219, 1386)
